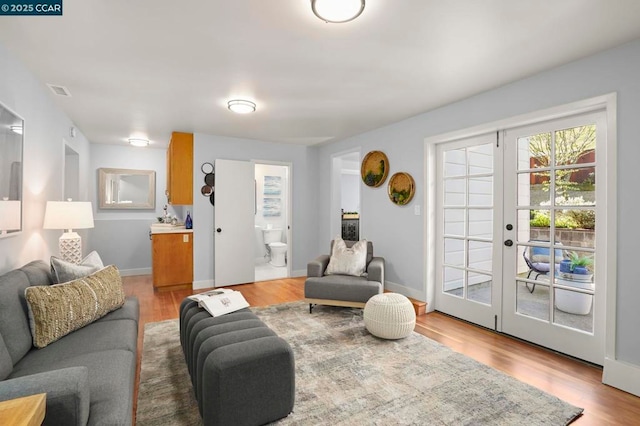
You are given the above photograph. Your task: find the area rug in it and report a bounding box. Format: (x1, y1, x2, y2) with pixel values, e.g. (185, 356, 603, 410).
(136, 301, 583, 425)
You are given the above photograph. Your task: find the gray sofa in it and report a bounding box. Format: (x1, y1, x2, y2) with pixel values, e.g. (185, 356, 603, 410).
(180, 298, 295, 426)
(0, 260, 139, 426)
(305, 240, 384, 313)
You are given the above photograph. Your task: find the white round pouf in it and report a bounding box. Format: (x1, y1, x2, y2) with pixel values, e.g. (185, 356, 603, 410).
(364, 293, 416, 339)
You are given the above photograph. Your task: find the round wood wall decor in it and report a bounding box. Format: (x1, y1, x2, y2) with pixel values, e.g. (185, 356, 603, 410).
(388, 172, 415, 205)
(361, 151, 389, 187)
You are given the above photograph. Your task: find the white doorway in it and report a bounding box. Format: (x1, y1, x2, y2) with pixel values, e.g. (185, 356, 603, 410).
(331, 149, 361, 241)
(432, 106, 610, 365)
(254, 161, 292, 282)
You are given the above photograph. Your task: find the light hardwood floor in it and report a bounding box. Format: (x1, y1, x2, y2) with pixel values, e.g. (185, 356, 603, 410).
(123, 275, 640, 425)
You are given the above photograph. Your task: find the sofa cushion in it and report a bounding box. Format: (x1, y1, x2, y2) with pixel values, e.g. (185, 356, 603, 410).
(0, 261, 50, 369)
(0, 334, 13, 381)
(50, 250, 104, 284)
(10, 318, 137, 377)
(305, 275, 382, 303)
(325, 237, 368, 277)
(9, 349, 136, 426)
(25, 265, 125, 348)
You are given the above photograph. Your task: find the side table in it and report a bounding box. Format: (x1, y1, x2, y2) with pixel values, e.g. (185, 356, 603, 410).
(0, 393, 46, 426)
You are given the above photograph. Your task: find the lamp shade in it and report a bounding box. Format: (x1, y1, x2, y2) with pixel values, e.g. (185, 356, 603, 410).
(0, 199, 21, 231)
(43, 201, 94, 230)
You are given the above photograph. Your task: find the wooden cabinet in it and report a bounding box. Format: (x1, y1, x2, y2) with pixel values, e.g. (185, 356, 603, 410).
(166, 132, 193, 205)
(151, 232, 193, 290)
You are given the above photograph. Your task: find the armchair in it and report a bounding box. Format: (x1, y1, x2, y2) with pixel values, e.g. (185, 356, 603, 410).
(304, 239, 384, 313)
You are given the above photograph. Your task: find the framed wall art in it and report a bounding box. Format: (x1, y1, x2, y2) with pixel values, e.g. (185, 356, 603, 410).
(388, 172, 415, 205)
(360, 150, 389, 187)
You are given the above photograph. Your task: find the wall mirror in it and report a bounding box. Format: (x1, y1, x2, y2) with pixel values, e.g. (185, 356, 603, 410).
(98, 168, 155, 209)
(0, 102, 23, 237)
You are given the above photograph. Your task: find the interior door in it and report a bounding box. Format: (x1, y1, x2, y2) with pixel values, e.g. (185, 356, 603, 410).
(435, 133, 503, 329)
(214, 159, 255, 286)
(501, 112, 605, 365)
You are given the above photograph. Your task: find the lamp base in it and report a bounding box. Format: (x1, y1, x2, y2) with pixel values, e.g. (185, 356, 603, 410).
(59, 232, 82, 264)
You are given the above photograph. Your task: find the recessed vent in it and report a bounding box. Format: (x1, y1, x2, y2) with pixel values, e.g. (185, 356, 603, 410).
(47, 84, 72, 97)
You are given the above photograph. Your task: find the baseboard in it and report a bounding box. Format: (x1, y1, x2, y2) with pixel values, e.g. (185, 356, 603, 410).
(384, 280, 426, 302)
(193, 279, 214, 290)
(603, 357, 640, 397)
(119, 267, 151, 277)
(291, 269, 306, 278)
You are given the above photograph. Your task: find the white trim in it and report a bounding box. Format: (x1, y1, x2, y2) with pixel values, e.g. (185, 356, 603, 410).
(291, 268, 306, 278)
(603, 358, 640, 397)
(193, 279, 214, 290)
(385, 280, 426, 302)
(119, 267, 151, 277)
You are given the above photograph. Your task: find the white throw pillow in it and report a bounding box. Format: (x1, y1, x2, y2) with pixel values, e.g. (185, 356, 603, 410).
(50, 250, 105, 284)
(325, 237, 368, 277)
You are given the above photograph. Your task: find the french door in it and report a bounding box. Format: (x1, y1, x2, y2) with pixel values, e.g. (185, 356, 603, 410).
(435, 133, 503, 329)
(502, 112, 605, 365)
(436, 111, 606, 364)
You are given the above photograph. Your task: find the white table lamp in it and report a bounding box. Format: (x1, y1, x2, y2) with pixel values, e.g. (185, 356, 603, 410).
(43, 200, 94, 263)
(0, 197, 21, 235)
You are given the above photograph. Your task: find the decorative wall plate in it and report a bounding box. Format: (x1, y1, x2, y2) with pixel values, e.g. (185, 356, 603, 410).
(361, 150, 389, 187)
(201, 162, 214, 174)
(388, 172, 415, 205)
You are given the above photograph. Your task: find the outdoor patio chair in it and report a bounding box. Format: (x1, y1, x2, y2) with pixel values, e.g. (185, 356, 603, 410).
(523, 244, 563, 293)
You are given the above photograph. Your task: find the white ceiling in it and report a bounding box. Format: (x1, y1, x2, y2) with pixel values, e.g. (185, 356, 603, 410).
(2, 0, 640, 148)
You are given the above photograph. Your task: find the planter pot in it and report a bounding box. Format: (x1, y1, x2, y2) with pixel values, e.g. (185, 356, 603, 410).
(555, 277, 594, 315)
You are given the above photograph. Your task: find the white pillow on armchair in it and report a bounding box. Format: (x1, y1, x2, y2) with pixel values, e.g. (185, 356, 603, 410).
(325, 237, 368, 277)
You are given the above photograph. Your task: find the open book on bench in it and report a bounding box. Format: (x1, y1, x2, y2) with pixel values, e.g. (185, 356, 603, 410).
(188, 289, 250, 317)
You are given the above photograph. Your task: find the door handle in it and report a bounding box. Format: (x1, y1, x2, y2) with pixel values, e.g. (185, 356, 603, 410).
(216, 228, 222, 233)
(504, 239, 513, 247)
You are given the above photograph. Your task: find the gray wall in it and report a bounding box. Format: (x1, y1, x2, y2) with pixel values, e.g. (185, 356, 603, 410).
(192, 133, 318, 286)
(317, 38, 640, 366)
(0, 44, 92, 274)
(88, 143, 172, 274)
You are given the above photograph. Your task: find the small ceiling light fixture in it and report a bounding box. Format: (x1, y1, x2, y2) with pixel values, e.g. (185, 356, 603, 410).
(10, 125, 23, 135)
(228, 99, 257, 114)
(128, 138, 149, 147)
(311, 0, 365, 23)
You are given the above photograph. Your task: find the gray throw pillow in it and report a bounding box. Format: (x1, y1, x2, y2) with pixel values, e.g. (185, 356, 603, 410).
(51, 251, 105, 284)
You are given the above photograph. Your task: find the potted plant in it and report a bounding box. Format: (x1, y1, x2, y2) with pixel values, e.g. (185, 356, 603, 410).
(555, 252, 594, 315)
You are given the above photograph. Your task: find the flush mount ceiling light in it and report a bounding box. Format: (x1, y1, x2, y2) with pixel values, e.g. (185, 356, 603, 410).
(128, 138, 149, 147)
(311, 0, 365, 23)
(10, 125, 23, 134)
(228, 99, 256, 114)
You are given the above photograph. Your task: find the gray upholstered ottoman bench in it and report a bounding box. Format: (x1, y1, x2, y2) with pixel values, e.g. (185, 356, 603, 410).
(180, 298, 295, 426)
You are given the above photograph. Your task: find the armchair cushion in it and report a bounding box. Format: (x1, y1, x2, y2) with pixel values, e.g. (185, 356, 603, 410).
(325, 237, 368, 277)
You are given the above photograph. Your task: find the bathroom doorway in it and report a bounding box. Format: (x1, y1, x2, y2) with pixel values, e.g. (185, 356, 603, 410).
(254, 161, 292, 282)
(330, 149, 361, 241)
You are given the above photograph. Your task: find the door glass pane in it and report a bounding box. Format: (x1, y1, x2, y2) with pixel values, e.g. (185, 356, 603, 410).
(555, 125, 596, 167)
(518, 172, 549, 206)
(468, 176, 492, 206)
(516, 280, 550, 321)
(468, 209, 492, 238)
(443, 267, 464, 295)
(444, 149, 466, 177)
(554, 168, 596, 203)
(554, 287, 594, 333)
(518, 132, 551, 170)
(444, 209, 465, 236)
(444, 238, 465, 267)
(444, 178, 466, 206)
(469, 240, 492, 272)
(468, 272, 491, 304)
(468, 143, 493, 175)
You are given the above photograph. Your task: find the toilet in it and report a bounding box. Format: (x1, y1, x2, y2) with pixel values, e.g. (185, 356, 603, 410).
(262, 228, 287, 267)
